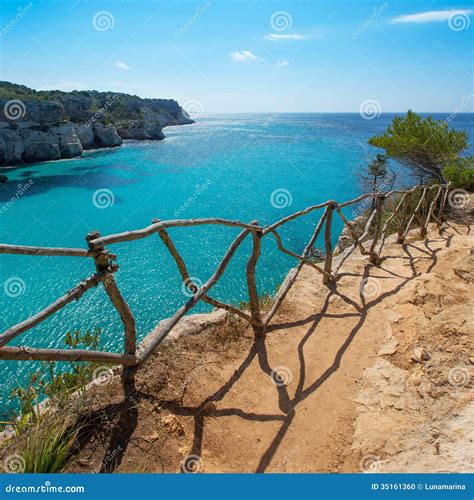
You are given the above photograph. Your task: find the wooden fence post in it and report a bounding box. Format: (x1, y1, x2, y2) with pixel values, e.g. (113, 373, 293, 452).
(419, 190, 429, 238)
(246, 224, 263, 336)
(86, 231, 138, 384)
(397, 193, 410, 244)
(369, 194, 383, 264)
(323, 203, 335, 285)
(438, 183, 450, 223)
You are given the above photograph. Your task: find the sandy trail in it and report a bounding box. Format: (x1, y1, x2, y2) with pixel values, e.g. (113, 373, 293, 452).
(152, 206, 472, 473)
(14, 203, 469, 475)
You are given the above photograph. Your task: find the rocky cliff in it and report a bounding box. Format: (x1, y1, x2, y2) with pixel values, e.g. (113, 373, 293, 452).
(0, 82, 193, 165)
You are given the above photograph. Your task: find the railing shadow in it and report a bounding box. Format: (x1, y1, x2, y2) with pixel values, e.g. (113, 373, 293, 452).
(153, 228, 451, 473)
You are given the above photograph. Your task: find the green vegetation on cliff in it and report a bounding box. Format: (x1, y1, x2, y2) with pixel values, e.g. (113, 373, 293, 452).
(369, 110, 470, 183)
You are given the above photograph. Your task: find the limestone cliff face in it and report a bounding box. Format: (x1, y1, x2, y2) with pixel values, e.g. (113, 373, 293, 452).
(0, 83, 193, 165)
(0, 100, 122, 163)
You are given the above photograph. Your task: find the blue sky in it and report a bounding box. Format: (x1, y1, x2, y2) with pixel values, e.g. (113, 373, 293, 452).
(0, 0, 473, 113)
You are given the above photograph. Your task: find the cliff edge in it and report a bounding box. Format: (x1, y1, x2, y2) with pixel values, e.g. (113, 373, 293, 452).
(0, 81, 193, 165)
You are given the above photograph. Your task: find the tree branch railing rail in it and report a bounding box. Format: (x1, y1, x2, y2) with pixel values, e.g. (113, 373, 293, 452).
(0, 183, 449, 381)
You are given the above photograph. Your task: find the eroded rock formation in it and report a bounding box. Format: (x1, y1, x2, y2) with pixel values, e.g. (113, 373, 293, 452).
(0, 83, 193, 165)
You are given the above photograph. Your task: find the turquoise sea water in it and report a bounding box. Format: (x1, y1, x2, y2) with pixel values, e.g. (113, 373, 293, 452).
(1, 113, 473, 415)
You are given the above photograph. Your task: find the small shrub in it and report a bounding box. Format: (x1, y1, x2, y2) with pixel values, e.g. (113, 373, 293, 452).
(442, 157, 474, 190)
(20, 418, 80, 473)
(7, 328, 101, 434)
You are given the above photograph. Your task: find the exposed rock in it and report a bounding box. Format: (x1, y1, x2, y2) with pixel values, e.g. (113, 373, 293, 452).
(335, 214, 369, 253)
(139, 310, 229, 355)
(117, 122, 165, 140)
(0, 82, 193, 165)
(50, 123, 83, 158)
(0, 98, 64, 125)
(23, 139, 61, 162)
(0, 118, 83, 163)
(59, 95, 93, 122)
(411, 346, 430, 363)
(93, 123, 123, 148)
(453, 248, 474, 283)
(73, 124, 95, 150)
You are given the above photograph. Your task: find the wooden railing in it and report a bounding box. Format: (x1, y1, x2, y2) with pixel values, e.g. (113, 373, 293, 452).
(0, 183, 449, 381)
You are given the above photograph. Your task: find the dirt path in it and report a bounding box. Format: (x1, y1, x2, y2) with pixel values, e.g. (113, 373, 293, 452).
(13, 205, 469, 474)
(166, 217, 472, 473)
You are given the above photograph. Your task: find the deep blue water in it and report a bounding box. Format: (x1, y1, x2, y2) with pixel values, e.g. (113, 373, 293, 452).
(1, 112, 473, 415)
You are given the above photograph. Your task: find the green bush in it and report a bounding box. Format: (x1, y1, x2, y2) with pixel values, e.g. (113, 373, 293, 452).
(8, 328, 101, 431)
(442, 157, 474, 190)
(368, 111, 469, 181)
(20, 418, 80, 473)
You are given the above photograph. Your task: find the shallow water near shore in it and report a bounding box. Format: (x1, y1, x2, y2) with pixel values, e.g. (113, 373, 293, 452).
(1, 112, 473, 416)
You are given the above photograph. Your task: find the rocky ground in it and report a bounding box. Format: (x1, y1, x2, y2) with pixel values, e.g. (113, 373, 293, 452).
(1, 200, 472, 474)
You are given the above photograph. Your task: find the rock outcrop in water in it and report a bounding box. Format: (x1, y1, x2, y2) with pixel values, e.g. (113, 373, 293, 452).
(0, 81, 193, 165)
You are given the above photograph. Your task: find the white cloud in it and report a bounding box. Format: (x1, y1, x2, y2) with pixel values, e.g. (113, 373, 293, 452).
(114, 61, 130, 70)
(264, 33, 307, 41)
(391, 9, 473, 23)
(229, 50, 261, 63)
(276, 59, 289, 67)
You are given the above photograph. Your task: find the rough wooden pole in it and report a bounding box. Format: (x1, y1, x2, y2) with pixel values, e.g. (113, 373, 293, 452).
(137, 226, 252, 363)
(419, 188, 430, 238)
(403, 187, 426, 239)
(438, 183, 450, 223)
(0, 346, 136, 365)
(246, 224, 263, 336)
(423, 186, 443, 235)
(397, 193, 410, 243)
(155, 222, 253, 324)
(264, 208, 328, 326)
(369, 195, 384, 264)
(0, 270, 114, 348)
(86, 231, 138, 384)
(323, 203, 335, 285)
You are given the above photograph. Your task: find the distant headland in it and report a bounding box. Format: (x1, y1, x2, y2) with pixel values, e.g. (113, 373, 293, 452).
(0, 81, 193, 165)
